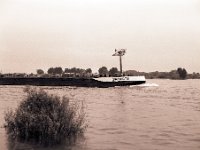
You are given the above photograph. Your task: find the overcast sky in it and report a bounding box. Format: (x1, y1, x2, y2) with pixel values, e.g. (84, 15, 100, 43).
(0, 0, 200, 73)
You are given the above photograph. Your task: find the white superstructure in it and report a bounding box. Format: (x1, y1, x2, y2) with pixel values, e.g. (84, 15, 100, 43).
(93, 49, 146, 86)
(93, 76, 146, 82)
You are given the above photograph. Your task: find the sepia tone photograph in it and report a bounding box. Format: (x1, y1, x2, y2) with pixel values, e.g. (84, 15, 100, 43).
(0, 0, 200, 149)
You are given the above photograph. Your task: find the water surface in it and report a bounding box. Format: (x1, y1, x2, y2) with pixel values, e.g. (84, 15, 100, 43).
(0, 79, 200, 150)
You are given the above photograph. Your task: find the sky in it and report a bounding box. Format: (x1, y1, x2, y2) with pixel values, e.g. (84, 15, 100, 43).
(0, 0, 200, 73)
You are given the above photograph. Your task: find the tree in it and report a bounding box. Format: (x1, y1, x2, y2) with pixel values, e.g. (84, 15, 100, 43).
(181, 68, 187, 79)
(65, 67, 85, 74)
(109, 67, 119, 77)
(98, 66, 108, 77)
(47, 67, 63, 75)
(85, 68, 92, 74)
(47, 67, 54, 74)
(177, 68, 187, 79)
(64, 68, 70, 73)
(36, 69, 44, 75)
(54, 67, 63, 75)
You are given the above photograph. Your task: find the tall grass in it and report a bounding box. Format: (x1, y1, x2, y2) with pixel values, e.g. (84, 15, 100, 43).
(4, 87, 86, 146)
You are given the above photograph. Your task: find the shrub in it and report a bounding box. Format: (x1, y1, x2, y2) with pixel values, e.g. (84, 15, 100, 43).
(4, 87, 86, 146)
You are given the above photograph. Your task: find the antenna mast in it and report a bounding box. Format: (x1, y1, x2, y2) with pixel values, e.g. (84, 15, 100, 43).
(112, 49, 126, 76)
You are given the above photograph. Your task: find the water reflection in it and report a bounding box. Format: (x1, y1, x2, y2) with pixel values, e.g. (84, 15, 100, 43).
(6, 134, 86, 150)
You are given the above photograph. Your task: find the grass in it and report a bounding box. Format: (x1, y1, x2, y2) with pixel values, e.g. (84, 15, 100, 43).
(4, 87, 86, 146)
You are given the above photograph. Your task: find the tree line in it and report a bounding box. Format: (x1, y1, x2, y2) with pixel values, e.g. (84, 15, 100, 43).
(35, 67, 200, 79)
(37, 66, 120, 77)
(124, 67, 191, 80)
(1, 66, 198, 79)
(37, 67, 92, 75)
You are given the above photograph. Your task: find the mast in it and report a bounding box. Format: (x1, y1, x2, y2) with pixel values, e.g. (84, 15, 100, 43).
(119, 55, 122, 76)
(112, 49, 126, 76)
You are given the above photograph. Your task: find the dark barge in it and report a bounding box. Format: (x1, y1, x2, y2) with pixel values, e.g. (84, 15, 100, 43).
(0, 77, 146, 88)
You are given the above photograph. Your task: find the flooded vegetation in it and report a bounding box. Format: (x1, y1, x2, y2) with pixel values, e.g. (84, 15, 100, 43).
(4, 87, 86, 147)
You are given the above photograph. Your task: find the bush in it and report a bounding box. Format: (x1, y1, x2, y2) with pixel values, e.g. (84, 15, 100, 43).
(4, 87, 86, 146)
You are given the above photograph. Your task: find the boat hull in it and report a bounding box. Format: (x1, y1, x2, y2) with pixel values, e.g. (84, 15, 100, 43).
(0, 77, 146, 88)
(94, 80, 146, 88)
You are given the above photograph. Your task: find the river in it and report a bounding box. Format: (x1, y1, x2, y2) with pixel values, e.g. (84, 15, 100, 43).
(0, 79, 200, 150)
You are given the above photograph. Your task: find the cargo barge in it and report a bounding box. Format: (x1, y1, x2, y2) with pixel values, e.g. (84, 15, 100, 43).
(0, 49, 146, 88)
(0, 76, 145, 88)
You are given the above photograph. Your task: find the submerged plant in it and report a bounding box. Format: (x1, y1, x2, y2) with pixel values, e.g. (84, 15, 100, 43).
(4, 87, 86, 146)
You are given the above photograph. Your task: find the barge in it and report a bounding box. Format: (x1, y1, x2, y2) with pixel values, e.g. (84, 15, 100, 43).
(0, 49, 146, 88)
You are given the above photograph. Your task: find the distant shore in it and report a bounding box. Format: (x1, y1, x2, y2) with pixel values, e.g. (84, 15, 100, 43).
(1, 67, 200, 80)
(124, 70, 200, 80)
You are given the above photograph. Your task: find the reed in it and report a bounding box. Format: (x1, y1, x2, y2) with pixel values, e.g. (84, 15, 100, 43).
(4, 87, 86, 146)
